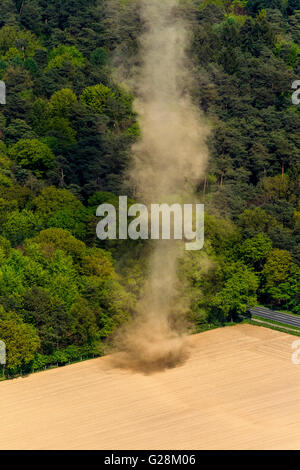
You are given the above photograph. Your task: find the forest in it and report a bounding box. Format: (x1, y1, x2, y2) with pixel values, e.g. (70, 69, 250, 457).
(0, 0, 299, 375)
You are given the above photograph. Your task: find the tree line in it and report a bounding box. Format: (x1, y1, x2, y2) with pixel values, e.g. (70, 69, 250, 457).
(0, 0, 299, 375)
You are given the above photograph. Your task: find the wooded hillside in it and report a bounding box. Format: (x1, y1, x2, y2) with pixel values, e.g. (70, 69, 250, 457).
(0, 0, 299, 375)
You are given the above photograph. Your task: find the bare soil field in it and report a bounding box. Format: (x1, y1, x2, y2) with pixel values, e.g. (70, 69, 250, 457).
(1, 324, 300, 450)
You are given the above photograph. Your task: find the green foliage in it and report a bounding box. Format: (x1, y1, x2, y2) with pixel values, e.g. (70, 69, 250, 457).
(260, 174, 295, 203)
(239, 233, 273, 269)
(9, 139, 54, 176)
(262, 249, 293, 288)
(261, 249, 300, 309)
(41, 117, 77, 151)
(0, 0, 299, 377)
(2, 209, 41, 246)
(237, 207, 279, 238)
(21, 287, 71, 354)
(0, 223, 133, 373)
(32, 186, 85, 225)
(0, 308, 40, 372)
(274, 40, 300, 67)
(29, 99, 52, 136)
(80, 84, 117, 114)
(31, 228, 86, 261)
(211, 263, 259, 321)
(24, 58, 40, 77)
(205, 213, 241, 255)
(0, 26, 43, 59)
(49, 88, 77, 117)
(69, 298, 98, 346)
(4, 119, 37, 145)
(90, 47, 109, 68)
(47, 45, 85, 70)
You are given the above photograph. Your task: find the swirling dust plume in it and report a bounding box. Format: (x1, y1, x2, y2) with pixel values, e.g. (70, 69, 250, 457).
(112, 0, 210, 373)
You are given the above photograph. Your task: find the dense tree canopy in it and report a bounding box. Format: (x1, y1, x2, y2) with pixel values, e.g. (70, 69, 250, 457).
(0, 0, 299, 375)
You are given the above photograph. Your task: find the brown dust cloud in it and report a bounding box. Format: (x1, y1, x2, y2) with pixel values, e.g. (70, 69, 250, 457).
(112, 0, 210, 373)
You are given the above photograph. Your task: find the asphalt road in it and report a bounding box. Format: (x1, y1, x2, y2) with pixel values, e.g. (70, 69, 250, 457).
(248, 306, 300, 328)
